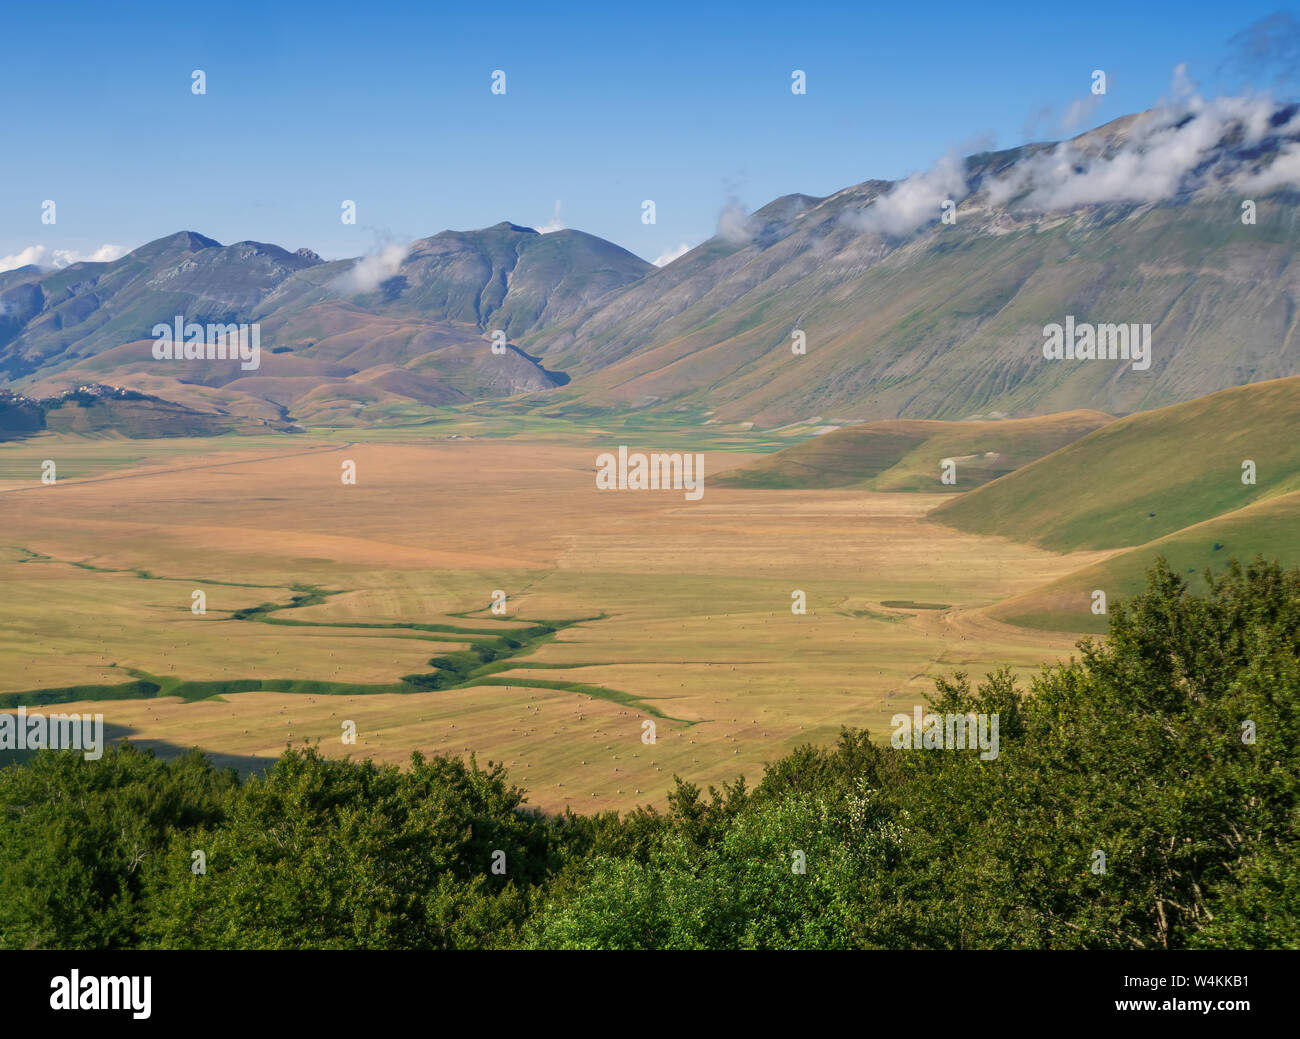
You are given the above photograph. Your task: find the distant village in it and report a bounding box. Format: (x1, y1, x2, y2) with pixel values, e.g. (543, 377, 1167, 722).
(1, 383, 150, 408)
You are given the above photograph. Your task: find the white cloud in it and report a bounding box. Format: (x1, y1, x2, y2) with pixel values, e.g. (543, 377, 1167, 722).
(845, 152, 970, 236)
(60, 244, 126, 266)
(1168, 62, 1197, 102)
(987, 74, 1296, 211)
(1237, 141, 1300, 192)
(716, 197, 752, 243)
(652, 242, 692, 267)
(536, 200, 564, 234)
(0, 245, 47, 272)
(1060, 93, 1103, 134)
(0, 243, 125, 273)
(332, 239, 411, 295)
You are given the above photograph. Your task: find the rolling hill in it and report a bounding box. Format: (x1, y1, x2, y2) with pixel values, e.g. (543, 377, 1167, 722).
(717, 410, 1113, 490)
(988, 490, 1300, 631)
(0, 384, 275, 441)
(926, 378, 1300, 631)
(932, 377, 1300, 550)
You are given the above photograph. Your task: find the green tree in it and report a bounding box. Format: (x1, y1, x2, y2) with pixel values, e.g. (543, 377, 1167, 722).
(0, 744, 234, 949)
(144, 748, 558, 949)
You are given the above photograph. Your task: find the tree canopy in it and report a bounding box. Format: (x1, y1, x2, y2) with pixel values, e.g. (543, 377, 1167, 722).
(2, 558, 1295, 950)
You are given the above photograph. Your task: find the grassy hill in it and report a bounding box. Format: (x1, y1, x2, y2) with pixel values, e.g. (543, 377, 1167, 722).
(717, 410, 1112, 490)
(989, 492, 1300, 632)
(921, 378, 1300, 632)
(933, 378, 1300, 550)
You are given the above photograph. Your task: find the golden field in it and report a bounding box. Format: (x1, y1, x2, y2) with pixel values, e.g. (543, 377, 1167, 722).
(0, 429, 1116, 812)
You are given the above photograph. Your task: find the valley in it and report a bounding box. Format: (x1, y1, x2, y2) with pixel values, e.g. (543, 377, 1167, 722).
(0, 426, 1108, 812)
(2, 94, 1296, 817)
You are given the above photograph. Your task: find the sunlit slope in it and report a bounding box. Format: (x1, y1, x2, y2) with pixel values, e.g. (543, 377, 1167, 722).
(718, 410, 1113, 490)
(932, 378, 1300, 550)
(528, 191, 1300, 424)
(988, 491, 1300, 632)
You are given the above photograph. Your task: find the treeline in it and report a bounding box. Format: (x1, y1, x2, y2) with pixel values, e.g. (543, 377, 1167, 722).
(1, 559, 1296, 949)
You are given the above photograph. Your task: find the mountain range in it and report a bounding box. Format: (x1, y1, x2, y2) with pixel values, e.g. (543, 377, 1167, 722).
(3, 98, 1298, 433)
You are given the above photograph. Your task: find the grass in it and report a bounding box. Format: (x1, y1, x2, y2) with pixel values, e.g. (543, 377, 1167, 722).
(934, 378, 1300, 552)
(0, 553, 680, 721)
(0, 680, 161, 710)
(717, 411, 1112, 491)
(990, 491, 1300, 632)
(0, 431, 1111, 810)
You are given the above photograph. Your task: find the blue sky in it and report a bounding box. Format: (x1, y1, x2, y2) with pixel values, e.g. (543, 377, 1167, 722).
(2, 1, 1297, 268)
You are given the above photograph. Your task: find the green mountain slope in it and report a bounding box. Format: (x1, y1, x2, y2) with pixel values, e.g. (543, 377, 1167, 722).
(524, 105, 1300, 425)
(0, 235, 320, 382)
(4, 101, 1298, 432)
(254, 223, 652, 342)
(932, 378, 1300, 551)
(989, 491, 1300, 633)
(718, 410, 1113, 490)
(0, 224, 652, 428)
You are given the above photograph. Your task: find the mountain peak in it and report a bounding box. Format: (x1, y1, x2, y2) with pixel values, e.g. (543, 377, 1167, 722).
(130, 230, 222, 260)
(489, 221, 540, 234)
